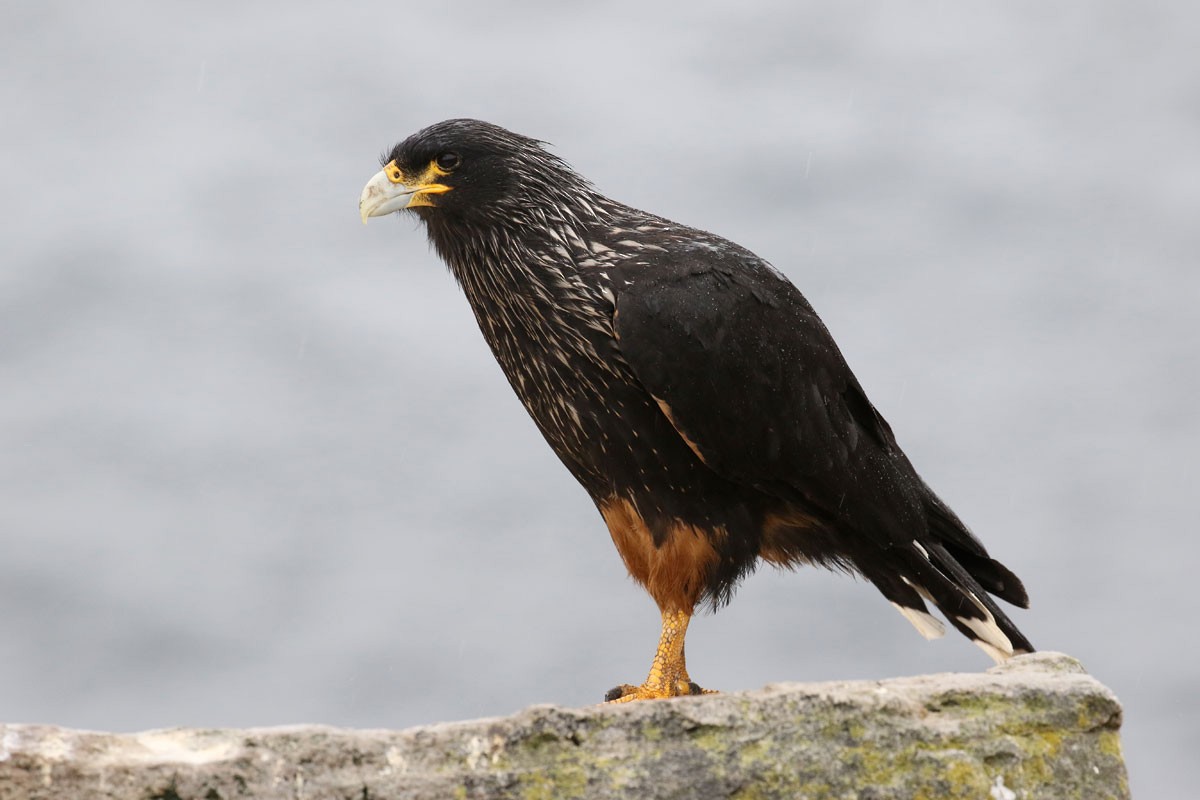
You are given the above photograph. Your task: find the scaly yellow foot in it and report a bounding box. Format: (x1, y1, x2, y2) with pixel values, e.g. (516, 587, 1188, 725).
(603, 609, 719, 703)
(604, 679, 712, 702)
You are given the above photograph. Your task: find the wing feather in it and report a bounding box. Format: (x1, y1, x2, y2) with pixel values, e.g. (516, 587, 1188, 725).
(612, 263, 913, 535)
(608, 250, 1031, 651)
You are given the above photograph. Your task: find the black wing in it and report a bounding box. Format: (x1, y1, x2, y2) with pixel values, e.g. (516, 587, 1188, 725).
(612, 257, 921, 540)
(611, 252, 1032, 655)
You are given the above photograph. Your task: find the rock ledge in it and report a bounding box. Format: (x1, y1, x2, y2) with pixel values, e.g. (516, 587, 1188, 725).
(0, 652, 1127, 799)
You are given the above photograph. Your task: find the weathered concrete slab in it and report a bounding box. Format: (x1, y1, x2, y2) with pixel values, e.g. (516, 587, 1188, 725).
(0, 652, 1127, 799)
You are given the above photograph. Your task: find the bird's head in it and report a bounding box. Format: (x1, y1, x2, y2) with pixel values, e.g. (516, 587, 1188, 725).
(359, 119, 596, 229)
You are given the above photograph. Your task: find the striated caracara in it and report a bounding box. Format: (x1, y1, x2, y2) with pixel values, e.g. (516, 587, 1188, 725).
(359, 119, 1032, 702)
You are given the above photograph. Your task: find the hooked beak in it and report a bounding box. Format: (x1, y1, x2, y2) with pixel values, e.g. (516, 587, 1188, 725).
(359, 160, 451, 224)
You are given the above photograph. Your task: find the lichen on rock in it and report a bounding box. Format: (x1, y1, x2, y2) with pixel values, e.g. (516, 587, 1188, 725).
(0, 652, 1128, 800)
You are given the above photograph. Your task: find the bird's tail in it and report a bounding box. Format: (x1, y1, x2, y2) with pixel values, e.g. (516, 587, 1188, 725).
(865, 498, 1034, 662)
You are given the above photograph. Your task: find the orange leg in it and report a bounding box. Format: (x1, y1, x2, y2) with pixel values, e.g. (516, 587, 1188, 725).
(604, 609, 718, 702)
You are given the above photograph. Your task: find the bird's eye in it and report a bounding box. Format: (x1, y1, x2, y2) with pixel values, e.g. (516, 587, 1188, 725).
(434, 152, 460, 172)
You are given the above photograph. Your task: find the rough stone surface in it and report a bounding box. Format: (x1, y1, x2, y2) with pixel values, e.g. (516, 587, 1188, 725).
(0, 652, 1127, 800)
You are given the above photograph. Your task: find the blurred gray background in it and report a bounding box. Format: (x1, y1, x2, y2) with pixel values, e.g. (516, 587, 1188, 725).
(2, 1, 1195, 796)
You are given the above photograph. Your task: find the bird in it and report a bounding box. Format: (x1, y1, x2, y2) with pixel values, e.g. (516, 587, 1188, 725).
(358, 119, 1032, 703)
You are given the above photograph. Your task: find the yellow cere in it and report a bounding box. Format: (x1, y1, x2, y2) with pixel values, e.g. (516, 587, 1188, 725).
(384, 160, 405, 184)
